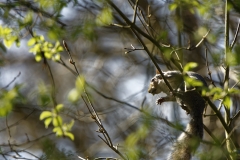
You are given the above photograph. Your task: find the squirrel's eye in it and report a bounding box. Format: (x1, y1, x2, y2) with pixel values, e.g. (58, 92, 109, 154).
(151, 78, 155, 82)
(156, 75, 162, 79)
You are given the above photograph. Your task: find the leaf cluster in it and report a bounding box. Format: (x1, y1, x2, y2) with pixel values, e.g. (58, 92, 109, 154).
(28, 35, 63, 62)
(40, 104, 75, 140)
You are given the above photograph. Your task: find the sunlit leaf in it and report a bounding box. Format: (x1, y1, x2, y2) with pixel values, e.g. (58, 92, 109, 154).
(0, 101, 12, 116)
(28, 38, 36, 46)
(3, 39, 13, 48)
(53, 127, 63, 136)
(68, 88, 80, 103)
(184, 76, 203, 87)
(40, 111, 52, 120)
(75, 75, 85, 93)
(65, 132, 74, 140)
(44, 118, 52, 128)
(52, 116, 63, 127)
(223, 96, 231, 110)
(44, 52, 52, 59)
(96, 7, 113, 26)
(55, 104, 63, 112)
(228, 88, 240, 94)
(53, 53, 60, 61)
(169, 3, 177, 11)
(39, 35, 44, 41)
(35, 54, 42, 62)
(183, 62, 198, 72)
(0, 87, 19, 116)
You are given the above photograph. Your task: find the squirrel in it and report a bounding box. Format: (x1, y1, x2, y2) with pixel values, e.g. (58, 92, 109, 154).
(148, 70, 207, 160)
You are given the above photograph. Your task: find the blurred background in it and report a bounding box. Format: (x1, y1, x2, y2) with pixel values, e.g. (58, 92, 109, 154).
(1, 0, 240, 159)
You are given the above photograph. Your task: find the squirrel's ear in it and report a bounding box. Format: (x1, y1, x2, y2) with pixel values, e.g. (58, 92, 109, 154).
(156, 69, 160, 74)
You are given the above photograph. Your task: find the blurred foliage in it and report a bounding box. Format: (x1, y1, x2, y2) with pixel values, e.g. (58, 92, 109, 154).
(0, 85, 22, 116)
(28, 35, 63, 62)
(124, 110, 154, 160)
(183, 62, 204, 87)
(37, 82, 52, 106)
(96, 7, 113, 26)
(40, 138, 75, 160)
(0, 0, 240, 159)
(68, 76, 85, 104)
(40, 104, 75, 140)
(0, 25, 19, 48)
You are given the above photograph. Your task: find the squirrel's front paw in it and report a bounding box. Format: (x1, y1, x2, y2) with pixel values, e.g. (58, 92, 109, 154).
(156, 97, 165, 105)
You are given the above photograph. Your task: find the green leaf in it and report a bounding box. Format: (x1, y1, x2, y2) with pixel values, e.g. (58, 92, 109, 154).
(44, 52, 52, 59)
(0, 101, 12, 116)
(56, 46, 63, 52)
(0, 87, 19, 116)
(53, 127, 63, 136)
(52, 116, 63, 127)
(65, 132, 74, 140)
(3, 39, 13, 48)
(184, 76, 203, 87)
(68, 88, 80, 103)
(75, 75, 85, 93)
(183, 62, 198, 72)
(169, 3, 178, 11)
(44, 118, 52, 128)
(27, 38, 36, 46)
(96, 7, 113, 26)
(223, 96, 232, 110)
(39, 35, 44, 41)
(228, 88, 240, 94)
(35, 54, 42, 62)
(53, 53, 60, 61)
(206, 86, 225, 100)
(55, 104, 63, 112)
(40, 111, 52, 120)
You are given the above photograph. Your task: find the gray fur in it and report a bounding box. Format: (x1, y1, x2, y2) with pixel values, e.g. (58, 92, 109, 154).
(148, 70, 207, 160)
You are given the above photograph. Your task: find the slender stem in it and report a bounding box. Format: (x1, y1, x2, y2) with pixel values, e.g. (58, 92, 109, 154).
(224, 0, 236, 158)
(204, 97, 230, 133)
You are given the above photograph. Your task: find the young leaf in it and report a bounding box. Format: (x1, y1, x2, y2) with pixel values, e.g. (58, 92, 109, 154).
(223, 96, 232, 110)
(65, 132, 74, 140)
(40, 111, 52, 120)
(183, 62, 198, 72)
(55, 104, 63, 112)
(52, 116, 63, 127)
(44, 118, 52, 128)
(75, 75, 85, 93)
(68, 88, 80, 103)
(53, 127, 63, 136)
(27, 38, 36, 46)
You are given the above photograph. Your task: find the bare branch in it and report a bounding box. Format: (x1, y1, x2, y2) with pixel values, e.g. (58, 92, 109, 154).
(230, 19, 240, 50)
(1, 72, 21, 90)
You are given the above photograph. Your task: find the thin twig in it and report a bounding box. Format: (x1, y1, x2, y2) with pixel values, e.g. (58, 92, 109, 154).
(0, 110, 35, 132)
(205, 48, 216, 87)
(204, 97, 231, 134)
(230, 109, 240, 126)
(63, 40, 80, 75)
(63, 41, 127, 160)
(1, 72, 21, 89)
(187, 29, 210, 50)
(124, 44, 144, 54)
(5, 116, 11, 138)
(230, 19, 240, 50)
(132, 0, 139, 24)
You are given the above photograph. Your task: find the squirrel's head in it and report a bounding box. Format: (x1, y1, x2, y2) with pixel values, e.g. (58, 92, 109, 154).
(148, 75, 161, 95)
(148, 70, 184, 95)
(148, 74, 170, 95)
